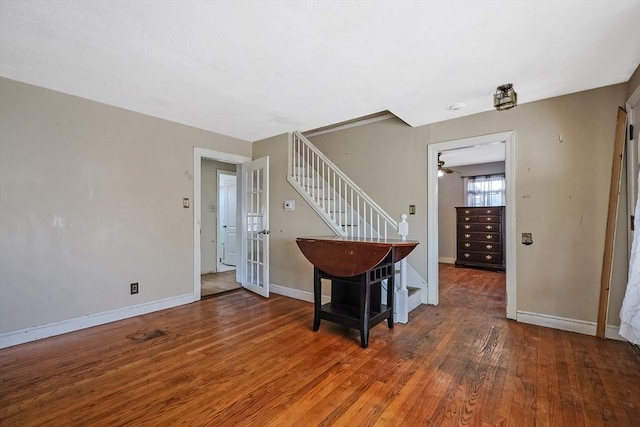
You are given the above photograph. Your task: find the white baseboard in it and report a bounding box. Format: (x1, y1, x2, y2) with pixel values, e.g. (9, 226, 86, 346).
(0, 294, 196, 349)
(605, 324, 627, 341)
(517, 310, 596, 336)
(270, 283, 330, 304)
(438, 257, 456, 264)
(516, 310, 630, 342)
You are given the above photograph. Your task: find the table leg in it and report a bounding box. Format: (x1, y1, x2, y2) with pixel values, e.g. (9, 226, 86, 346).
(360, 273, 370, 348)
(313, 267, 321, 331)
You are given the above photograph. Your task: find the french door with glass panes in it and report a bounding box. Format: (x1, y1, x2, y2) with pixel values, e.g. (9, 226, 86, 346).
(241, 157, 269, 297)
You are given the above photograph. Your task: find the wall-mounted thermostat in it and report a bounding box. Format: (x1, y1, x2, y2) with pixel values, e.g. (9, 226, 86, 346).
(284, 200, 295, 211)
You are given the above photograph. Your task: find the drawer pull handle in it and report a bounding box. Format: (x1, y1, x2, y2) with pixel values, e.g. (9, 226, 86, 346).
(486, 210, 492, 214)
(486, 225, 493, 230)
(486, 244, 493, 249)
(465, 210, 470, 214)
(464, 243, 471, 247)
(485, 255, 493, 260)
(486, 235, 493, 239)
(464, 225, 471, 229)
(485, 217, 492, 221)
(465, 217, 471, 221)
(464, 234, 471, 238)
(464, 253, 471, 258)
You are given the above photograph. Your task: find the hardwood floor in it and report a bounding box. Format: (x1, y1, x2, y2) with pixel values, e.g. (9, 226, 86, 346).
(1, 264, 639, 426)
(201, 270, 240, 297)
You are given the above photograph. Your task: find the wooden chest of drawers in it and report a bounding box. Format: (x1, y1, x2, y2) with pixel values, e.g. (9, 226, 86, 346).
(455, 206, 505, 271)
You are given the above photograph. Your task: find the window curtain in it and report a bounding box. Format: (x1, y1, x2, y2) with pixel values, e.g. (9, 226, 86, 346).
(464, 174, 506, 206)
(620, 173, 640, 345)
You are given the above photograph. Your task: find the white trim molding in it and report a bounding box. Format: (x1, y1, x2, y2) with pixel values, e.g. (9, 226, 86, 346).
(270, 283, 331, 305)
(438, 257, 456, 264)
(605, 324, 626, 341)
(303, 112, 396, 138)
(0, 294, 196, 349)
(516, 311, 627, 341)
(516, 310, 596, 336)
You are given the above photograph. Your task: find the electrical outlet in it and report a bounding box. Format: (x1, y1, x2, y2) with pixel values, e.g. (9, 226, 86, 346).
(130, 282, 139, 295)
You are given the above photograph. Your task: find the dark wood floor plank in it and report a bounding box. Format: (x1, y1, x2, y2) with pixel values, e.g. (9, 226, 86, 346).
(2, 264, 639, 426)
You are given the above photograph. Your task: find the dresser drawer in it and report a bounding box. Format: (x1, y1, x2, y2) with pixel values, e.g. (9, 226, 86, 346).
(458, 215, 478, 223)
(457, 207, 478, 216)
(458, 241, 501, 253)
(457, 223, 502, 232)
(478, 215, 502, 223)
(458, 232, 501, 242)
(457, 250, 502, 264)
(478, 207, 502, 216)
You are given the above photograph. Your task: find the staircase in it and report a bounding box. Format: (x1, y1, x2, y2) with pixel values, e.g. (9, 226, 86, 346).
(286, 131, 426, 323)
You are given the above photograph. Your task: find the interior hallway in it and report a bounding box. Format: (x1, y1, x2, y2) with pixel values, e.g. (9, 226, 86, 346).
(1, 264, 638, 425)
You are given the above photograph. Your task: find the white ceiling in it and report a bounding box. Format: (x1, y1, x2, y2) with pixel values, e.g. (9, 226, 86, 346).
(1, 1, 639, 142)
(440, 142, 505, 168)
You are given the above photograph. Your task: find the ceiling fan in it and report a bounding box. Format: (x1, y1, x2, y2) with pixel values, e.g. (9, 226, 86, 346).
(438, 153, 455, 176)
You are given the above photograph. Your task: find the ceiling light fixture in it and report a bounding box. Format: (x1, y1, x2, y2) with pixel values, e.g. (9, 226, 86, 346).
(493, 83, 517, 111)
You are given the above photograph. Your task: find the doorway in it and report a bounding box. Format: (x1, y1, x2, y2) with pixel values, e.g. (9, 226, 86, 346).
(193, 148, 251, 300)
(427, 131, 517, 319)
(436, 143, 508, 313)
(200, 160, 238, 297)
(193, 148, 270, 301)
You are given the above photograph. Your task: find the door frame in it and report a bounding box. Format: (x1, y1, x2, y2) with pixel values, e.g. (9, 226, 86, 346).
(217, 170, 237, 272)
(626, 85, 640, 257)
(193, 148, 251, 300)
(426, 131, 517, 319)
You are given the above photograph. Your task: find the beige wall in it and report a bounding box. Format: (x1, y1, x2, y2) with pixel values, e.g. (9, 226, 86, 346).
(258, 83, 629, 327)
(0, 78, 251, 334)
(200, 159, 236, 274)
(438, 162, 505, 261)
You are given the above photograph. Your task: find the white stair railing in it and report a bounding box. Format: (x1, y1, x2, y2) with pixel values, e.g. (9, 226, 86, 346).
(287, 131, 420, 323)
(288, 131, 397, 239)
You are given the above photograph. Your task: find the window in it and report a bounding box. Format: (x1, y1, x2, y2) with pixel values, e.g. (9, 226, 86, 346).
(464, 174, 505, 206)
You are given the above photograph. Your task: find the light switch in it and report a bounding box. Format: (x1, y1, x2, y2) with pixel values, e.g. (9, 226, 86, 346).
(183, 198, 189, 208)
(208, 204, 216, 213)
(284, 200, 295, 211)
(522, 233, 533, 245)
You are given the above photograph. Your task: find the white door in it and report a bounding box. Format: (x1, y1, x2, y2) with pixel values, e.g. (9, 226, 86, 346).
(222, 177, 237, 266)
(241, 157, 269, 297)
